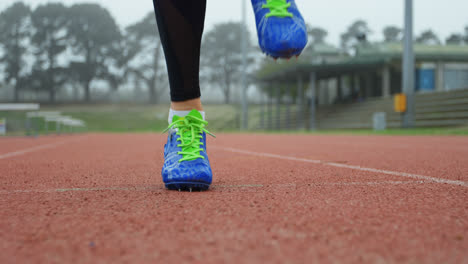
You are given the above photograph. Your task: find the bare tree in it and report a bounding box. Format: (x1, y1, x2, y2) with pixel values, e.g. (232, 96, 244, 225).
(307, 25, 328, 45)
(201, 22, 252, 104)
(30, 3, 69, 102)
(0, 2, 31, 102)
(125, 13, 165, 103)
(67, 3, 121, 101)
(340, 20, 372, 54)
(446, 34, 464, 45)
(383, 26, 402, 43)
(416, 30, 441, 45)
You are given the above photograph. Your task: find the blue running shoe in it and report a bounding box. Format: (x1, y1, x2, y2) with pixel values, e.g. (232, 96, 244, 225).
(251, 0, 308, 59)
(161, 109, 215, 192)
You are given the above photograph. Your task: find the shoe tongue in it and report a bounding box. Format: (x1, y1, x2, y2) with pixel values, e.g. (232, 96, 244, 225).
(187, 109, 203, 120)
(171, 115, 182, 123)
(171, 110, 203, 123)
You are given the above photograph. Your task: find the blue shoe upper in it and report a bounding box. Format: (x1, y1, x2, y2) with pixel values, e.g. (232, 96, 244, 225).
(162, 131, 212, 185)
(251, 0, 308, 58)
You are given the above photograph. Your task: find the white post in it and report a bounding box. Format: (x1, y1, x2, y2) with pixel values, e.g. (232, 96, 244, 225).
(240, 0, 248, 130)
(436, 62, 445, 91)
(382, 66, 391, 97)
(309, 73, 317, 130)
(297, 75, 304, 129)
(402, 0, 415, 127)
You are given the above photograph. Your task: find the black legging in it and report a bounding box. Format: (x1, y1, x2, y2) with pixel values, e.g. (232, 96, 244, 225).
(152, 0, 206, 102)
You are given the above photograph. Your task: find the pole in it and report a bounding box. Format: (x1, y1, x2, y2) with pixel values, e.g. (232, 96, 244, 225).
(296, 75, 304, 129)
(309, 72, 317, 130)
(260, 92, 265, 129)
(402, 0, 415, 128)
(285, 91, 291, 129)
(276, 83, 281, 130)
(268, 89, 273, 130)
(240, 0, 248, 130)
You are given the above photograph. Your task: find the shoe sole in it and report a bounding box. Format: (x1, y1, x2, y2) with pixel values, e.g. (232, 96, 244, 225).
(264, 48, 303, 59)
(165, 182, 210, 192)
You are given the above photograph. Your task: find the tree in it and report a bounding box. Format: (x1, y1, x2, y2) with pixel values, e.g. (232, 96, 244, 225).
(416, 30, 441, 45)
(30, 3, 69, 102)
(125, 13, 165, 103)
(383, 26, 402, 43)
(24, 66, 68, 100)
(201, 22, 252, 104)
(464, 26, 468, 43)
(340, 20, 371, 54)
(307, 26, 328, 45)
(67, 3, 121, 101)
(302, 24, 330, 61)
(0, 2, 31, 102)
(446, 34, 464, 45)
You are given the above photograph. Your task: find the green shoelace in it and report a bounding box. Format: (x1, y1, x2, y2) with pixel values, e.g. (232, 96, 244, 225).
(164, 115, 215, 163)
(262, 0, 293, 18)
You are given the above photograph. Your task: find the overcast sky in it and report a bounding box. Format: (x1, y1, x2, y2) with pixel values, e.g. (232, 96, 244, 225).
(1, 0, 468, 45)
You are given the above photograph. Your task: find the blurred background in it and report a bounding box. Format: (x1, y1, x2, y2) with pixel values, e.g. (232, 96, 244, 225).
(0, 0, 468, 135)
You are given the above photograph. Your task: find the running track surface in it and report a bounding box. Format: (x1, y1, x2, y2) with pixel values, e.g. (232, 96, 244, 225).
(1, 133, 467, 263)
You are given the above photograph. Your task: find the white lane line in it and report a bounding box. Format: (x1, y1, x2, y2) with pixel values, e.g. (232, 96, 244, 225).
(214, 147, 468, 187)
(307, 180, 428, 186)
(0, 137, 83, 160)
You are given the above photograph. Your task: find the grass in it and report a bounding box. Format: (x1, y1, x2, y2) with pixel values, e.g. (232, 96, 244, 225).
(62, 107, 167, 132)
(1, 104, 468, 136)
(0, 105, 165, 134)
(0, 104, 241, 134)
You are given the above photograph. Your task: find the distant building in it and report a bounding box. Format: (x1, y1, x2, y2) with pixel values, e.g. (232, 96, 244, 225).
(258, 43, 468, 106)
(304, 43, 343, 64)
(355, 43, 468, 94)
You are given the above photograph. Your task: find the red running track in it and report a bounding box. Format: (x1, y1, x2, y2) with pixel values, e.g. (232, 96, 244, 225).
(1, 133, 467, 263)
